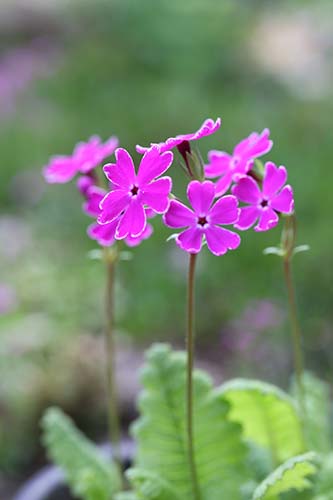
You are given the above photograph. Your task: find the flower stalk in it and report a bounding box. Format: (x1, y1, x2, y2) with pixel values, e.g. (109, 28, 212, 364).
(104, 248, 122, 468)
(281, 215, 305, 413)
(186, 253, 201, 500)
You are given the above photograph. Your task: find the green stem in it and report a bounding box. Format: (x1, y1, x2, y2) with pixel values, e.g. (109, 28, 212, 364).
(186, 253, 201, 500)
(283, 257, 305, 412)
(104, 250, 122, 468)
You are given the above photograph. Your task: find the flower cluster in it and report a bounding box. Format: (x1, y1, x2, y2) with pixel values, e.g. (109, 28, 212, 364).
(43, 118, 294, 255)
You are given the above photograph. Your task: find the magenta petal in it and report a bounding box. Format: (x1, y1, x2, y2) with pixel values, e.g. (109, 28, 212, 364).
(125, 223, 153, 247)
(234, 129, 272, 159)
(205, 151, 231, 178)
(163, 200, 196, 228)
(43, 156, 78, 183)
(262, 162, 287, 198)
(77, 175, 95, 196)
(214, 173, 233, 197)
(209, 195, 239, 225)
(137, 147, 173, 185)
(84, 186, 106, 217)
(98, 189, 130, 224)
(255, 207, 279, 232)
(205, 226, 241, 256)
(235, 206, 260, 230)
(176, 227, 202, 254)
(270, 185, 294, 214)
(87, 220, 117, 246)
(103, 148, 136, 189)
(232, 177, 261, 204)
(187, 180, 215, 215)
(116, 199, 146, 239)
(141, 176, 172, 213)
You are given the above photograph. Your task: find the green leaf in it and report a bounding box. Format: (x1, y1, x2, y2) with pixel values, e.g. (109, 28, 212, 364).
(131, 344, 248, 500)
(312, 453, 333, 499)
(126, 468, 181, 499)
(252, 452, 318, 500)
(115, 493, 139, 500)
(291, 372, 331, 453)
(218, 379, 305, 464)
(42, 407, 122, 500)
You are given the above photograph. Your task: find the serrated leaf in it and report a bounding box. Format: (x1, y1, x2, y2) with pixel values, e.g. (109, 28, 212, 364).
(252, 452, 317, 500)
(131, 344, 248, 500)
(218, 379, 305, 464)
(42, 407, 122, 500)
(126, 468, 181, 500)
(291, 372, 331, 453)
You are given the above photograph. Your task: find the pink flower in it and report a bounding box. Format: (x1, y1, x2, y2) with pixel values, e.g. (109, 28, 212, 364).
(163, 180, 240, 256)
(205, 129, 273, 196)
(98, 147, 173, 239)
(83, 185, 153, 247)
(43, 135, 118, 183)
(136, 118, 221, 154)
(232, 162, 294, 232)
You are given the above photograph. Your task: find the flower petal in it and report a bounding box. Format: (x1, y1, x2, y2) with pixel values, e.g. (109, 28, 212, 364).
(103, 148, 136, 189)
(209, 195, 239, 225)
(137, 147, 173, 185)
(205, 151, 231, 177)
(163, 200, 196, 228)
(83, 186, 106, 217)
(43, 155, 78, 183)
(87, 220, 117, 246)
(214, 172, 234, 197)
(234, 206, 260, 230)
(98, 189, 130, 224)
(141, 176, 172, 213)
(187, 180, 215, 215)
(234, 129, 272, 159)
(270, 185, 294, 214)
(254, 207, 279, 232)
(176, 227, 202, 254)
(125, 223, 153, 247)
(205, 226, 241, 256)
(232, 176, 261, 204)
(136, 117, 221, 154)
(115, 199, 146, 239)
(262, 162, 287, 198)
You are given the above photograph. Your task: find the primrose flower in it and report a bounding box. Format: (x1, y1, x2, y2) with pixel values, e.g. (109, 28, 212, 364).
(205, 129, 273, 196)
(43, 135, 118, 183)
(232, 162, 294, 232)
(83, 185, 153, 247)
(136, 118, 221, 154)
(98, 147, 173, 239)
(163, 180, 240, 256)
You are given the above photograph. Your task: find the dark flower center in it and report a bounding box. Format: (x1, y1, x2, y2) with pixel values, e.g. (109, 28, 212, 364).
(260, 199, 268, 207)
(198, 216, 208, 227)
(131, 185, 139, 196)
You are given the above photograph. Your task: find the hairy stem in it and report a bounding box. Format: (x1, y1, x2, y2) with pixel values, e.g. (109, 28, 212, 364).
(104, 250, 122, 468)
(186, 253, 201, 500)
(283, 257, 305, 413)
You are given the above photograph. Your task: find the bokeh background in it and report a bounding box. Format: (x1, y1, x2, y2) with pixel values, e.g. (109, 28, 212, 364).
(1, 0, 333, 495)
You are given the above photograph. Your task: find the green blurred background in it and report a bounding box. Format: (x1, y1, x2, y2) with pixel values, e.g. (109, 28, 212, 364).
(1, 0, 333, 492)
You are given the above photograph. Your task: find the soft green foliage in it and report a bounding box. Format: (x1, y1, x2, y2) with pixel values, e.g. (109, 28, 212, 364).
(312, 453, 333, 500)
(42, 407, 122, 500)
(291, 372, 331, 453)
(218, 379, 305, 464)
(131, 344, 248, 500)
(252, 452, 318, 500)
(126, 469, 181, 500)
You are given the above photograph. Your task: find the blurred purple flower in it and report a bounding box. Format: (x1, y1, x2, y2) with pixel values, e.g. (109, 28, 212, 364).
(43, 136, 119, 184)
(0, 283, 18, 315)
